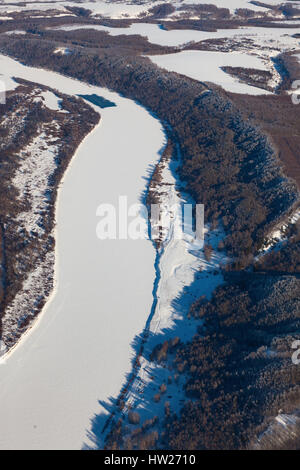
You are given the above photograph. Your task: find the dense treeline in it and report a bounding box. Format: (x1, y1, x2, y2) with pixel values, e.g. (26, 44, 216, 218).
(177, 3, 230, 19)
(251, 0, 300, 17)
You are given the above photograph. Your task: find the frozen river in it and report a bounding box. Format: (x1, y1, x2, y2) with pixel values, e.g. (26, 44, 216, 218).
(0, 54, 165, 449)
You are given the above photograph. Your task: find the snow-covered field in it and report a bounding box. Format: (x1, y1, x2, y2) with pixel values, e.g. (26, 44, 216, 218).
(0, 54, 165, 450)
(150, 49, 273, 94)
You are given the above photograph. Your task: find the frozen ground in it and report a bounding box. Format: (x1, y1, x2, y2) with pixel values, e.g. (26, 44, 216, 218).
(0, 54, 164, 450)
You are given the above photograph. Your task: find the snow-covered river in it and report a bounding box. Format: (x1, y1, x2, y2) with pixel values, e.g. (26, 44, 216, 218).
(0, 54, 165, 449)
